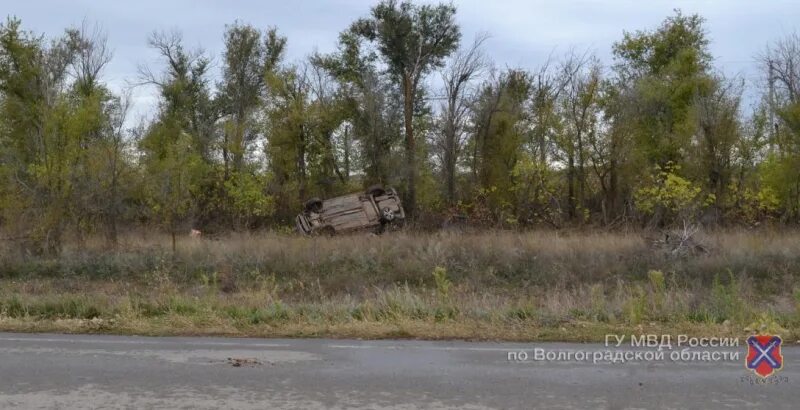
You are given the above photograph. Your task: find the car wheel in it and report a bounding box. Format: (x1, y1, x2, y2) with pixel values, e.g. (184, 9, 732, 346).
(366, 184, 385, 197)
(381, 207, 395, 222)
(304, 198, 323, 213)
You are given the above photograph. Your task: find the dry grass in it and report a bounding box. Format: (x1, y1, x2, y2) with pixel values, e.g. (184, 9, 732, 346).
(1, 229, 799, 341)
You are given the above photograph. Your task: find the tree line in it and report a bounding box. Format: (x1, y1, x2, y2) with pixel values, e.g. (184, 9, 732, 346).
(1, 2, 800, 254)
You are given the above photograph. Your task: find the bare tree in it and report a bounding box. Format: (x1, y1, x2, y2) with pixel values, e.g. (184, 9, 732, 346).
(762, 32, 800, 104)
(438, 34, 488, 204)
(98, 91, 133, 247)
(71, 19, 112, 96)
(556, 52, 598, 220)
(137, 30, 218, 160)
(308, 59, 347, 192)
(138, 30, 200, 87)
(761, 32, 800, 152)
(530, 52, 576, 165)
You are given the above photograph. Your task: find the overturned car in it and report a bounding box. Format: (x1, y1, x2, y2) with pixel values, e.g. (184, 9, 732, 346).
(295, 185, 405, 235)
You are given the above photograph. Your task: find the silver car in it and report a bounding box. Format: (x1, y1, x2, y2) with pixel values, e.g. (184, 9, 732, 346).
(296, 185, 405, 235)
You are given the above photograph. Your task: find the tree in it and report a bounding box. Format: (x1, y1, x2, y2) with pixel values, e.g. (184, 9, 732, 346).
(4, 10, 800, 234)
(138, 31, 213, 244)
(471, 70, 531, 214)
(138, 31, 217, 161)
(66, 22, 134, 246)
(687, 77, 743, 222)
(612, 10, 714, 168)
(611, 10, 721, 226)
(437, 34, 487, 204)
(142, 126, 203, 252)
(86, 92, 133, 246)
(348, 0, 460, 217)
(634, 162, 707, 226)
(306, 61, 350, 195)
(529, 56, 573, 165)
(594, 79, 636, 223)
(71, 20, 112, 97)
(759, 32, 800, 221)
(219, 23, 285, 177)
(0, 18, 83, 254)
(0, 17, 140, 252)
(265, 63, 312, 219)
(313, 30, 402, 188)
(513, 56, 574, 225)
(553, 53, 600, 221)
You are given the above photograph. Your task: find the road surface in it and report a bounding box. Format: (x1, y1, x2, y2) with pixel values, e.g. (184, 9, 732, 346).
(0, 332, 796, 409)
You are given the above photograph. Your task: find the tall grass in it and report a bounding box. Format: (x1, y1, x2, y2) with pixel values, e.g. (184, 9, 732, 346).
(4, 230, 800, 287)
(0, 230, 798, 340)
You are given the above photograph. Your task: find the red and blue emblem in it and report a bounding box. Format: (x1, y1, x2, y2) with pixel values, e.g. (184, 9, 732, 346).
(746, 335, 783, 378)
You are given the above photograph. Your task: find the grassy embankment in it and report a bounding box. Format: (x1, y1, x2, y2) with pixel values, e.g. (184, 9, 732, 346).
(0, 230, 798, 341)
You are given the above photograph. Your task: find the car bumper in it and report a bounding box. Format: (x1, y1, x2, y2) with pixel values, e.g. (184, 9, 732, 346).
(295, 214, 312, 235)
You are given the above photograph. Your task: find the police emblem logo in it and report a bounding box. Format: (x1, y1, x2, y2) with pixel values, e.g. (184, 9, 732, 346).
(746, 335, 783, 378)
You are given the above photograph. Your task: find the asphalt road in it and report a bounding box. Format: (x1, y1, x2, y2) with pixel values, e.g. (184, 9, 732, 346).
(0, 332, 796, 409)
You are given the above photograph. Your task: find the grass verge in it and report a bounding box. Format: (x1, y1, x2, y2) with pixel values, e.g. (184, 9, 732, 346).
(0, 230, 798, 342)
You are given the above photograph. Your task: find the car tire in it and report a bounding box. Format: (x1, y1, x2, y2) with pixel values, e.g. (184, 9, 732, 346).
(380, 207, 395, 222)
(304, 198, 323, 213)
(366, 184, 385, 197)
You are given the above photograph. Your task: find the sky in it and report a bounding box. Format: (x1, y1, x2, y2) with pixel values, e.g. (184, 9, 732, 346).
(5, 0, 800, 123)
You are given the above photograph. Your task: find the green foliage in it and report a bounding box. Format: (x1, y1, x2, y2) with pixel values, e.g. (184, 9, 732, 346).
(431, 266, 451, 300)
(613, 10, 711, 79)
(727, 182, 781, 224)
(794, 289, 800, 323)
(512, 154, 560, 225)
(0, 18, 132, 253)
(647, 269, 666, 311)
(760, 153, 800, 220)
(352, 0, 460, 83)
(224, 171, 276, 228)
(348, 0, 461, 215)
(635, 163, 711, 223)
(141, 128, 205, 236)
(2, 8, 800, 241)
(219, 23, 286, 173)
(473, 70, 531, 211)
(746, 313, 788, 336)
(612, 9, 716, 188)
(624, 270, 670, 324)
(708, 271, 748, 324)
(625, 285, 648, 324)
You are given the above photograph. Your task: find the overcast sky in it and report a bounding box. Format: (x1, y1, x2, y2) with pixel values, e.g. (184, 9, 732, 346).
(6, 0, 800, 123)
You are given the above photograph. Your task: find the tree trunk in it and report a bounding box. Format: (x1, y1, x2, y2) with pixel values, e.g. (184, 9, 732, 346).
(106, 151, 120, 249)
(298, 124, 307, 202)
(403, 75, 416, 218)
(232, 111, 246, 174)
(538, 110, 547, 165)
(343, 125, 350, 183)
(222, 132, 230, 180)
(567, 149, 575, 220)
(609, 128, 621, 220)
(444, 116, 456, 204)
(609, 157, 618, 221)
(577, 129, 585, 217)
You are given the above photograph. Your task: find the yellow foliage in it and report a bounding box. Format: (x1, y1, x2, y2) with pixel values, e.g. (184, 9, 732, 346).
(634, 162, 704, 217)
